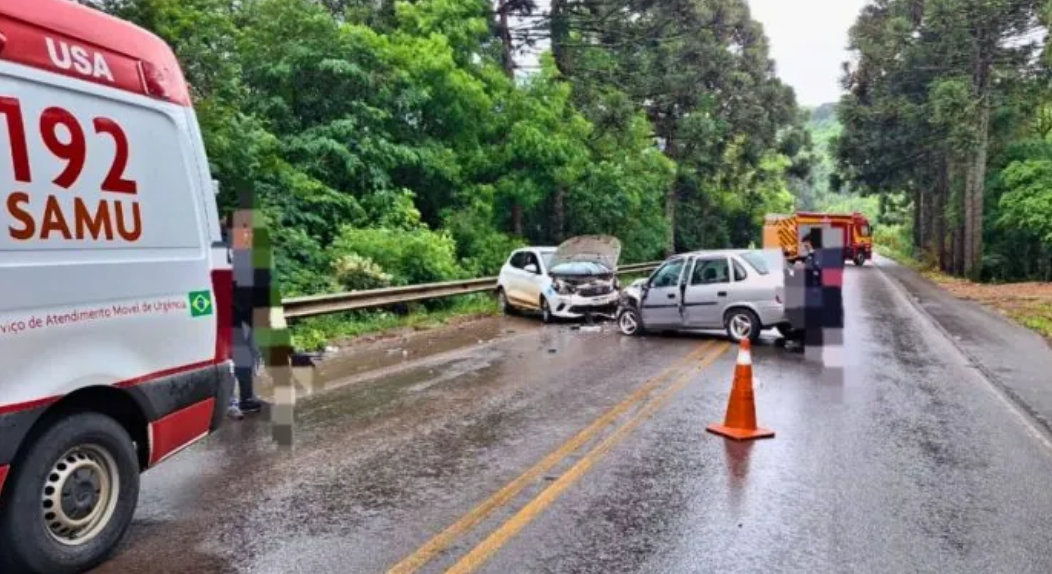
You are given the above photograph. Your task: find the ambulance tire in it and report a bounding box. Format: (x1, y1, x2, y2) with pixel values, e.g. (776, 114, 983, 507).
(0, 412, 140, 574)
(854, 252, 867, 267)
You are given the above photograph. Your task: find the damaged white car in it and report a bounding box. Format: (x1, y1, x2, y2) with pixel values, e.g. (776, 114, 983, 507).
(496, 235, 622, 323)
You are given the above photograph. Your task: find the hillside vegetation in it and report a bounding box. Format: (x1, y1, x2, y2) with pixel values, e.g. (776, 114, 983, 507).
(834, 0, 1051, 282)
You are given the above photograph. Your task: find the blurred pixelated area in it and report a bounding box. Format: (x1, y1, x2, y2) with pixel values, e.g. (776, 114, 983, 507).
(228, 190, 320, 448)
(781, 223, 846, 383)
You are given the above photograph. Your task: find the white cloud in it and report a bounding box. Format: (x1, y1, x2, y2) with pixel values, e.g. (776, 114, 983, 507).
(747, 0, 870, 106)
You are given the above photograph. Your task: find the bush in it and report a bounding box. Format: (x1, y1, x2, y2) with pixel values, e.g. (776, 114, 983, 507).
(873, 222, 912, 260)
(333, 253, 393, 291)
(332, 226, 466, 286)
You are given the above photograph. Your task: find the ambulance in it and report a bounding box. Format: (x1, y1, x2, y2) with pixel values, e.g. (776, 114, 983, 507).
(0, 1, 234, 572)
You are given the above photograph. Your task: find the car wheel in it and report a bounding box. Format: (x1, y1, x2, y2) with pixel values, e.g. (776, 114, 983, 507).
(0, 412, 140, 574)
(618, 308, 643, 336)
(497, 288, 514, 316)
(725, 308, 761, 343)
(540, 297, 553, 324)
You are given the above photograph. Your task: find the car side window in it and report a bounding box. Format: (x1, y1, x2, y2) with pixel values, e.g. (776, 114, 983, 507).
(651, 259, 685, 288)
(509, 252, 526, 269)
(691, 258, 730, 285)
(523, 252, 540, 273)
(732, 259, 747, 282)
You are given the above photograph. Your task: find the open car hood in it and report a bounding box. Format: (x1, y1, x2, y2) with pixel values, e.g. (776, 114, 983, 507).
(548, 235, 622, 274)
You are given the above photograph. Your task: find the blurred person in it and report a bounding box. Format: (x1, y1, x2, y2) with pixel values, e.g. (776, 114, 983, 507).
(783, 230, 821, 354)
(226, 213, 267, 416)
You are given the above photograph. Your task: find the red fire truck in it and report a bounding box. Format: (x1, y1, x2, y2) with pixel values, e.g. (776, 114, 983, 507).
(764, 211, 874, 266)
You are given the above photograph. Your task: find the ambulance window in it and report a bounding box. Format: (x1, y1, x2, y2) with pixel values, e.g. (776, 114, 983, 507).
(861, 224, 871, 237)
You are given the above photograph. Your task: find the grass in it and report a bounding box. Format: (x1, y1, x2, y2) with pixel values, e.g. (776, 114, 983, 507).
(289, 293, 498, 352)
(878, 246, 1052, 342)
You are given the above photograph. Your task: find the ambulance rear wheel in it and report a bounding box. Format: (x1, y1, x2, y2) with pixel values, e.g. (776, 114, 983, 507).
(0, 412, 140, 574)
(854, 252, 867, 266)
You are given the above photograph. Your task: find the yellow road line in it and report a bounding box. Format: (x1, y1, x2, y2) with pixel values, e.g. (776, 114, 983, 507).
(442, 341, 732, 574)
(384, 341, 716, 574)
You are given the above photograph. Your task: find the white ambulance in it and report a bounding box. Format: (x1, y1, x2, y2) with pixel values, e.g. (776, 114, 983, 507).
(0, 1, 234, 572)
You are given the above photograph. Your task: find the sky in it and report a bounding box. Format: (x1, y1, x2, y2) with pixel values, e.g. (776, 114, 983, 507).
(510, 0, 872, 109)
(745, 0, 871, 107)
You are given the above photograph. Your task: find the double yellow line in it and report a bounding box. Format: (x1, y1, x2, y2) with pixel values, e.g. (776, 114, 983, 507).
(385, 340, 731, 574)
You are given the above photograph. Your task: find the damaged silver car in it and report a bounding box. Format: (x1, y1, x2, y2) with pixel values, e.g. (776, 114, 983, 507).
(616, 249, 789, 342)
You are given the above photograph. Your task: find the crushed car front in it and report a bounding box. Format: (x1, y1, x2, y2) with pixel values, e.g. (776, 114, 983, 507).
(545, 236, 622, 319)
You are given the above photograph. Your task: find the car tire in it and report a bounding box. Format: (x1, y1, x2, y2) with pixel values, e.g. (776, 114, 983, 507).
(618, 308, 643, 336)
(724, 308, 761, 344)
(0, 412, 140, 574)
(497, 288, 515, 316)
(540, 297, 554, 324)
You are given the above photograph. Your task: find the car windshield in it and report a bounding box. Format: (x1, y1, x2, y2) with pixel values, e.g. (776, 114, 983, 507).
(541, 251, 555, 269)
(739, 251, 770, 275)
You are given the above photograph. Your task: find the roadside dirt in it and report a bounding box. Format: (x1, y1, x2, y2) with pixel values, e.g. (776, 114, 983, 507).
(922, 272, 1052, 343)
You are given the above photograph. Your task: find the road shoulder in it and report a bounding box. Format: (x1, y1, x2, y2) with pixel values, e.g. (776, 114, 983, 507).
(876, 255, 1052, 434)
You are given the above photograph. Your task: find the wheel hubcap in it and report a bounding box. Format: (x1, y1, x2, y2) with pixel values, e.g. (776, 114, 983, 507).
(620, 312, 637, 333)
(730, 315, 752, 339)
(42, 445, 120, 546)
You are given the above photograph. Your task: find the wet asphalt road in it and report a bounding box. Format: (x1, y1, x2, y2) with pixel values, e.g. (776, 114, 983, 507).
(91, 265, 1052, 574)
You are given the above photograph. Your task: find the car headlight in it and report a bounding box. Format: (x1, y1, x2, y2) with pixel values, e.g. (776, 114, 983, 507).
(553, 279, 575, 295)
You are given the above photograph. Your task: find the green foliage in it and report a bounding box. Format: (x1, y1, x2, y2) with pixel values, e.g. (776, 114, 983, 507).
(333, 253, 394, 291)
(333, 226, 465, 285)
(999, 158, 1052, 245)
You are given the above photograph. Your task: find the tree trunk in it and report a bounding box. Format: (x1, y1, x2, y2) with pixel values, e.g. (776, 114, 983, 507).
(665, 184, 676, 256)
(964, 37, 992, 279)
(933, 160, 948, 269)
(952, 168, 966, 275)
(550, 0, 570, 77)
(662, 123, 678, 256)
(512, 203, 523, 236)
(552, 187, 565, 242)
(912, 187, 923, 253)
(499, 2, 515, 78)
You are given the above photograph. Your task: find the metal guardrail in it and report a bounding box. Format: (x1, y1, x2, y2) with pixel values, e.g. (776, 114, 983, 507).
(281, 261, 662, 319)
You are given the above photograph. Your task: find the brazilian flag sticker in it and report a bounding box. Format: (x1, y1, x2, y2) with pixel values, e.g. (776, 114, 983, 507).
(189, 290, 214, 317)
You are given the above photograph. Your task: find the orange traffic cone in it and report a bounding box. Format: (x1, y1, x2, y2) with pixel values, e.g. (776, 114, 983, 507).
(707, 338, 775, 441)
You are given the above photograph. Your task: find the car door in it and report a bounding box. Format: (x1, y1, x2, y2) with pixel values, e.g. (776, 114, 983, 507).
(640, 257, 689, 328)
(520, 251, 546, 307)
(504, 251, 528, 306)
(683, 256, 732, 328)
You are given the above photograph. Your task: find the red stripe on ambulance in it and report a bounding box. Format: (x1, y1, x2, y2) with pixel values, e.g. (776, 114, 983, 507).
(147, 398, 215, 466)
